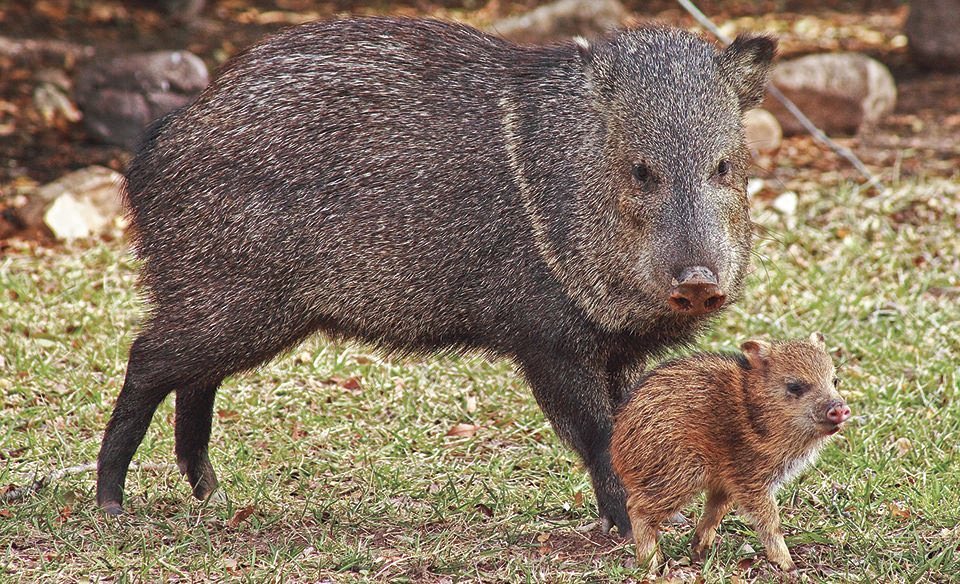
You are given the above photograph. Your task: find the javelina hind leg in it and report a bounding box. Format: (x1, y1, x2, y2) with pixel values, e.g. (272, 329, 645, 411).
(96, 334, 179, 514)
(175, 384, 221, 501)
(690, 489, 732, 562)
(520, 352, 629, 535)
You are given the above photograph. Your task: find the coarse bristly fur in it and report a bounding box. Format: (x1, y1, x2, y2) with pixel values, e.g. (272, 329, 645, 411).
(95, 16, 777, 534)
(611, 333, 851, 573)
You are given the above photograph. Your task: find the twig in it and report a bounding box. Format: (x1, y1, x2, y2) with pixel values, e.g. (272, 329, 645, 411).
(676, 0, 877, 183)
(0, 35, 95, 61)
(2, 462, 177, 503)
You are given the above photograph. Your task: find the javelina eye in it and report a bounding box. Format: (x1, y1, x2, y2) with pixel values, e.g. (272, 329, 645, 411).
(632, 163, 652, 184)
(716, 159, 732, 177)
(833, 377, 841, 388)
(786, 381, 808, 396)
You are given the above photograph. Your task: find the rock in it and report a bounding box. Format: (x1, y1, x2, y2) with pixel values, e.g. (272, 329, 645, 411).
(74, 50, 208, 149)
(487, 0, 627, 45)
(905, 0, 960, 71)
(764, 53, 897, 136)
(772, 191, 798, 216)
(743, 108, 782, 153)
(16, 166, 125, 241)
(33, 83, 82, 125)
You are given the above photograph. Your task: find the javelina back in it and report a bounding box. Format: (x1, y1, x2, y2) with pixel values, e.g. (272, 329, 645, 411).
(611, 333, 851, 572)
(96, 17, 776, 533)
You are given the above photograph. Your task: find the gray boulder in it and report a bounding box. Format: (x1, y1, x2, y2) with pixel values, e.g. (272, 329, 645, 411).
(74, 51, 208, 149)
(906, 0, 960, 71)
(764, 52, 896, 136)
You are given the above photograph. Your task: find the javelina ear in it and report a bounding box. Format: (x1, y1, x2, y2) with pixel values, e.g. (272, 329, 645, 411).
(573, 36, 593, 64)
(809, 332, 826, 349)
(717, 34, 777, 111)
(740, 339, 772, 369)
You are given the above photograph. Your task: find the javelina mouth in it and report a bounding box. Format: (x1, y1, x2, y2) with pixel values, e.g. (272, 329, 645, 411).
(820, 422, 844, 435)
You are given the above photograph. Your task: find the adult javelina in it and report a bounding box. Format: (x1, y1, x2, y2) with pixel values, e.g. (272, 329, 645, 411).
(96, 17, 776, 534)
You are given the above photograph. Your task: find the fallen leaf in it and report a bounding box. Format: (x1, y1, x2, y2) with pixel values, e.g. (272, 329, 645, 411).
(217, 409, 240, 421)
(536, 532, 550, 543)
(475, 503, 493, 518)
(573, 491, 584, 507)
(888, 500, 911, 520)
(894, 437, 912, 457)
(465, 395, 477, 413)
(446, 423, 479, 438)
(57, 505, 72, 522)
(737, 557, 756, 571)
(226, 505, 255, 528)
(0, 509, 12, 518)
(340, 377, 362, 391)
(223, 558, 238, 570)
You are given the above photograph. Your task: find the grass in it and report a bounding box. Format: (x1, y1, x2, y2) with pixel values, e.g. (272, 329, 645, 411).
(1, 176, 958, 583)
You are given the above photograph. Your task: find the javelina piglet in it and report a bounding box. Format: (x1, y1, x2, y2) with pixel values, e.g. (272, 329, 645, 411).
(611, 333, 851, 572)
(96, 16, 777, 534)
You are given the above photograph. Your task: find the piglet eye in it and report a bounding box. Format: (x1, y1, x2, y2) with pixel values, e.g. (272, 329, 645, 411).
(833, 377, 841, 388)
(632, 163, 652, 184)
(716, 159, 732, 177)
(786, 381, 808, 396)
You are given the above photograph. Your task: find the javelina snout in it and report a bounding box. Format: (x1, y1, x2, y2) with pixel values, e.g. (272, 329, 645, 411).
(668, 266, 726, 316)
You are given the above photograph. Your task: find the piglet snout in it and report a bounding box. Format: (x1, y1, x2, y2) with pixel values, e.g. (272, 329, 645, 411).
(826, 402, 851, 425)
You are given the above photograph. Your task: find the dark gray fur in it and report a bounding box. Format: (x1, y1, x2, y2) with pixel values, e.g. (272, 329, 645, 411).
(96, 17, 776, 533)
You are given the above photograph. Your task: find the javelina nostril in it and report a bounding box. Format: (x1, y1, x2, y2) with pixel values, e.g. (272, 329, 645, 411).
(826, 403, 851, 425)
(667, 266, 726, 316)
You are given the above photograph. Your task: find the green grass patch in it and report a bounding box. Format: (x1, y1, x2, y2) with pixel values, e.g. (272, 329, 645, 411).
(1, 178, 958, 582)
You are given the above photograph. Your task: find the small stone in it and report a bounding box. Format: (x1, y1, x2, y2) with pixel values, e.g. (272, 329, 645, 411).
(16, 166, 125, 241)
(772, 191, 799, 216)
(737, 542, 757, 556)
(487, 0, 627, 45)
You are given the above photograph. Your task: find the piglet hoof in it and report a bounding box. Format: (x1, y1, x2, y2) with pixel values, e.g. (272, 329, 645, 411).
(100, 501, 124, 516)
(690, 546, 707, 564)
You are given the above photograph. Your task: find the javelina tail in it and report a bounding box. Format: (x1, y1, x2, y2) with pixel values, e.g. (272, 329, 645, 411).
(121, 109, 181, 251)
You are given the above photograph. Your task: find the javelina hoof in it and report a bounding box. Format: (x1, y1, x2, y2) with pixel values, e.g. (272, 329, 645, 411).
(177, 454, 220, 502)
(101, 501, 124, 516)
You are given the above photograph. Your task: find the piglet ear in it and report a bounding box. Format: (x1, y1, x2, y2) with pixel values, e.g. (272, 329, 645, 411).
(717, 34, 777, 111)
(809, 331, 826, 349)
(740, 339, 772, 369)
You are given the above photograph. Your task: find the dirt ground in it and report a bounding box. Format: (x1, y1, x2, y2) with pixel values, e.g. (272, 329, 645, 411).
(0, 0, 957, 245)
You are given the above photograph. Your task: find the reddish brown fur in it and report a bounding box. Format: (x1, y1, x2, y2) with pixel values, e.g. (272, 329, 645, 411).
(611, 333, 849, 573)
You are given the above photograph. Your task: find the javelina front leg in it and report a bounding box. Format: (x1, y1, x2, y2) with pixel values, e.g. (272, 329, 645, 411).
(690, 489, 732, 562)
(740, 493, 796, 572)
(520, 352, 629, 535)
(96, 337, 177, 514)
(175, 385, 220, 501)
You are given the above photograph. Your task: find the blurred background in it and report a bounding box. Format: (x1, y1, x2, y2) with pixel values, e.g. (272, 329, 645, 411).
(0, 0, 957, 244)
